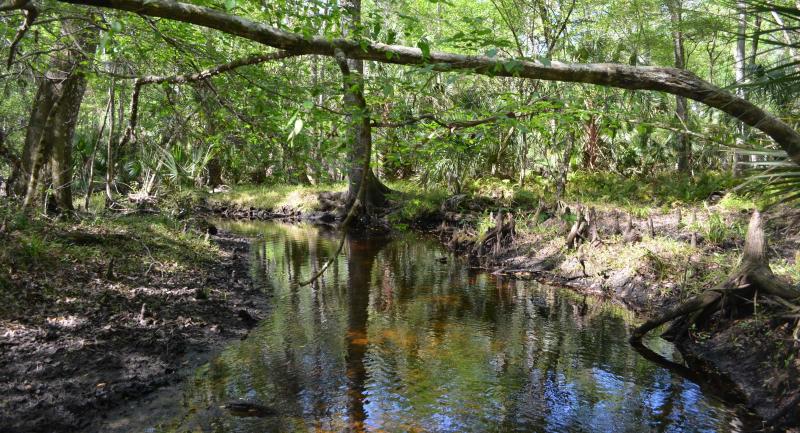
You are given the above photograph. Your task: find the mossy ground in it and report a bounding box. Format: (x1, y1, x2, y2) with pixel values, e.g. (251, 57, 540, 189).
(205, 183, 347, 212)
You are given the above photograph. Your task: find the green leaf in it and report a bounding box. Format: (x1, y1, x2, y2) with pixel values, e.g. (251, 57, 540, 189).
(293, 118, 303, 136)
(417, 38, 431, 61)
(110, 21, 122, 33)
(502, 59, 522, 75)
(486, 48, 498, 58)
(224, 0, 236, 11)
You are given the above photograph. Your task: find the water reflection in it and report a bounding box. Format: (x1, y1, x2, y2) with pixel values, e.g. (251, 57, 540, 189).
(152, 221, 754, 433)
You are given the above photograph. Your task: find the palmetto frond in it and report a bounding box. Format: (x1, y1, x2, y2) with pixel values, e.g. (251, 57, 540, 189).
(736, 149, 800, 204)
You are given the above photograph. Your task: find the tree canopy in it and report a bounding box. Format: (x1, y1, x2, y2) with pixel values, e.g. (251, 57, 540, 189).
(1, 0, 799, 204)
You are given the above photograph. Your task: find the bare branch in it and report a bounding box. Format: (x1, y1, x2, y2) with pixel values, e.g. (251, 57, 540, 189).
(136, 51, 299, 86)
(120, 50, 299, 150)
(5, 0, 37, 68)
(372, 112, 528, 130)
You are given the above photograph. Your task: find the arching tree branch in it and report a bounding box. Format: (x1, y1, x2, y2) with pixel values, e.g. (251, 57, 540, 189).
(119, 50, 299, 149)
(6, 0, 800, 164)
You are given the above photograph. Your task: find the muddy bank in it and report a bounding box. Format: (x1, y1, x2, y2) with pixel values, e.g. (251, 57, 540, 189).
(198, 191, 800, 429)
(204, 190, 346, 224)
(0, 220, 268, 433)
(427, 200, 800, 429)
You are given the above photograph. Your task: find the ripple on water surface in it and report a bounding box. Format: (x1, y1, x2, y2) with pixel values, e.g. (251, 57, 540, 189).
(138, 220, 756, 433)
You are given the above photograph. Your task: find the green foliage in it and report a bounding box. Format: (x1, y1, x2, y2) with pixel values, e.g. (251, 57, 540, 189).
(20, 234, 48, 262)
(0, 0, 797, 226)
(511, 189, 540, 209)
(475, 212, 495, 237)
(705, 212, 731, 245)
(695, 209, 747, 246)
(564, 171, 739, 206)
(468, 177, 516, 201)
(390, 191, 449, 227)
(717, 193, 757, 212)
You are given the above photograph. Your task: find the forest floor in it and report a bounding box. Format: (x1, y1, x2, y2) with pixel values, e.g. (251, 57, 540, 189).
(200, 176, 800, 429)
(0, 208, 268, 433)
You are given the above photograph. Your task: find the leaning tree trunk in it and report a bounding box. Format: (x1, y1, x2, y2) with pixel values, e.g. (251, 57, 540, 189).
(631, 210, 800, 343)
(6, 0, 800, 165)
(9, 73, 58, 197)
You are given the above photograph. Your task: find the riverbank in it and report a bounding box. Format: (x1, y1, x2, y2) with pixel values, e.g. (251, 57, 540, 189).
(430, 199, 800, 429)
(0, 208, 268, 433)
(1, 178, 797, 431)
(199, 180, 800, 429)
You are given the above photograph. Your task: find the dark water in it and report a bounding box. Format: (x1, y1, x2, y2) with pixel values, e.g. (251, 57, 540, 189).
(149, 220, 755, 433)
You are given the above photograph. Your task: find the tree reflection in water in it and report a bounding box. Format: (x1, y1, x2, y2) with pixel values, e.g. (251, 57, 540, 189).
(147, 221, 758, 433)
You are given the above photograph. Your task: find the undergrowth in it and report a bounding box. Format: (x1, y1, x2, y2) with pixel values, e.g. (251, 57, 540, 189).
(206, 183, 346, 211)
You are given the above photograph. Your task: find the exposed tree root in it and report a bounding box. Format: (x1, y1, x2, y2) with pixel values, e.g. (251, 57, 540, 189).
(472, 210, 516, 260)
(630, 210, 800, 344)
(565, 206, 587, 249)
(629, 210, 800, 427)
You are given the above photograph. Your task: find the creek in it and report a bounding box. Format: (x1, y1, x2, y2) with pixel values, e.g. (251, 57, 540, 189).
(140, 220, 757, 432)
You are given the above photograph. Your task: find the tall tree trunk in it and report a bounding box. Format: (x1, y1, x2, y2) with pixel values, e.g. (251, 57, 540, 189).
(21, 84, 62, 209)
(10, 77, 58, 197)
(19, 19, 95, 211)
(85, 82, 114, 210)
(770, 10, 800, 70)
(749, 13, 761, 68)
(339, 0, 389, 211)
(582, 102, 599, 170)
(669, 0, 691, 173)
(195, 83, 223, 188)
(555, 129, 573, 202)
(49, 69, 91, 211)
(105, 84, 116, 205)
(733, 1, 748, 175)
